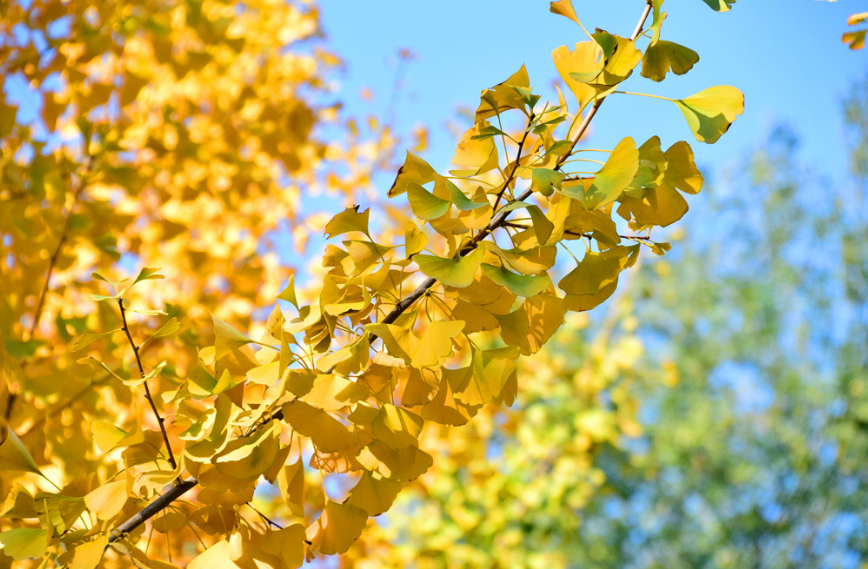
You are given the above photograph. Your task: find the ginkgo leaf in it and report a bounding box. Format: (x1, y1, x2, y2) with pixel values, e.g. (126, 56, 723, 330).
(0, 528, 47, 559)
(389, 151, 439, 198)
(455, 347, 519, 406)
(325, 206, 370, 239)
(617, 182, 689, 228)
(448, 182, 489, 211)
(371, 404, 424, 448)
(344, 471, 402, 516)
(405, 225, 428, 258)
(475, 65, 530, 121)
(563, 137, 638, 209)
(0, 426, 44, 476)
(84, 480, 127, 520)
(277, 460, 305, 516)
(214, 419, 280, 479)
(69, 534, 109, 569)
(663, 141, 703, 194)
(188, 540, 235, 569)
(642, 41, 699, 82)
(451, 123, 499, 176)
(414, 246, 484, 288)
(277, 275, 299, 309)
(591, 29, 617, 60)
(132, 267, 164, 287)
(306, 500, 368, 555)
(69, 329, 120, 352)
(150, 317, 180, 339)
(700, 0, 736, 11)
(848, 12, 868, 26)
(357, 440, 433, 482)
(549, 0, 581, 26)
(282, 401, 362, 453)
(843, 30, 866, 50)
(553, 42, 603, 112)
(412, 320, 465, 369)
(481, 264, 551, 297)
(674, 86, 745, 144)
(301, 374, 368, 411)
(532, 168, 565, 198)
(559, 245, 639, 295)
(212, 313, 254, 361)
(407, 182, 450, 220)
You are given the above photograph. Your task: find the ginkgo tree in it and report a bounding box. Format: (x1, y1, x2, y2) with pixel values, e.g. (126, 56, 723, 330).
(0, 0, 744, 567)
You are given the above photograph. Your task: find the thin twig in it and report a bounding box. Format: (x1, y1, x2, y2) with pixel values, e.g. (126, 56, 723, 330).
(118, 298, 177, 471)
(246, 502, 284, 529)
(492, 113, 535, 212)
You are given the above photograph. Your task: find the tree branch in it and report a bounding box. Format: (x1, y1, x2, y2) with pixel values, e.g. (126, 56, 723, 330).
(107, 1, 655, 543)
(108, 478, 198, 542)
(118, 298, 178, 471)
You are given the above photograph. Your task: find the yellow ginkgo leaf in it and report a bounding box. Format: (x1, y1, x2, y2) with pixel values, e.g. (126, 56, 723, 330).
(371, 404, 424, 449)
(214, 419, 280, 480)
(306, 500, 368, 555)
(281, 401, 363, 453)
(474, 65, 530, 121)
(674, 86, 745, 144)
(344, 471, 403, 516)
(357, 440, 433, 482)
(188, 540, 236, 569)
(324, 205, 370, 239)
(411, 320, 465, 369)
(69, 534, 109, 569)
(562, 137, 639, 209)
(552, 42, 603, 112)
(451, 122, 499, 176)
(549, 0, 581, 26)
(559, 245, 638, 295)
(0, 426, 44, 476)
(301, 374, 368, 411)
(389, 151, 440, 198)
(84, 480, 128, 520)
(277, 460, 305, 517)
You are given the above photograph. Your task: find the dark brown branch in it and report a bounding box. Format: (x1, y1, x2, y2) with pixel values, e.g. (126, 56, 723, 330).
(109, 478, 198, 542)
(118, 298, 177, 471)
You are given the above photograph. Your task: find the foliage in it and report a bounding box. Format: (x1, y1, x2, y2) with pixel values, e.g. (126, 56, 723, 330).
(0, 0, 745, 567)
(343, 80, 868, 568)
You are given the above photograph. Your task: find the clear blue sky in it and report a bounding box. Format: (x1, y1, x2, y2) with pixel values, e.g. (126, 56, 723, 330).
(318, 0, 866, 191)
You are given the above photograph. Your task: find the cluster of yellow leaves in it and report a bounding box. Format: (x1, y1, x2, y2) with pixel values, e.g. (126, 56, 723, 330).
(0, 0, 743, 567)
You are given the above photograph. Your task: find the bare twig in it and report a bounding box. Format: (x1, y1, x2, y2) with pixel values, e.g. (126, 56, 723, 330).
(118, 298, 177, 471)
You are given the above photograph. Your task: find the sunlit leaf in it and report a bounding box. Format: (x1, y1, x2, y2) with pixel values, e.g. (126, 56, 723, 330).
(674, 86, 745, 144)
(414, 246, 485, 288)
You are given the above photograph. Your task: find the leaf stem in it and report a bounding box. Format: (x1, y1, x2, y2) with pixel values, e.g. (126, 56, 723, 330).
(613, 90, 674, 102)
(118, 298, 177, 471)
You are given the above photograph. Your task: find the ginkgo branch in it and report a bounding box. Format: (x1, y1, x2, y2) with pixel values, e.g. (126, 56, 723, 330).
(106, 0, 657, 546)
(492, 112, 535, 212)
(118, 298, 178, 471)
(109, 477, 199, 543)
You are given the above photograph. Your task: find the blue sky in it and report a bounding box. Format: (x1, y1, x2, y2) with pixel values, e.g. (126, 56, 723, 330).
(318, 0, 866, 192)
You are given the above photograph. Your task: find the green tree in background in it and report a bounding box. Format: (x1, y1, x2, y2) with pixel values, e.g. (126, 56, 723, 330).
(345, 75, 868, 569)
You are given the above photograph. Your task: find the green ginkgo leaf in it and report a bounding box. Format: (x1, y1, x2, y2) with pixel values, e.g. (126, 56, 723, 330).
(448, 182, 489, 211)
(415, 246, 484, 288)
(481, 264, 551, 297)
(674, 86, 744, 143)
(642, 40, 699, 82)
(563, 137, 638, 209)
(700, 0, 736, 11)
(408, 182, 450, 220)
(0, 528, 47, 560)
(532, 168, 564, 198)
